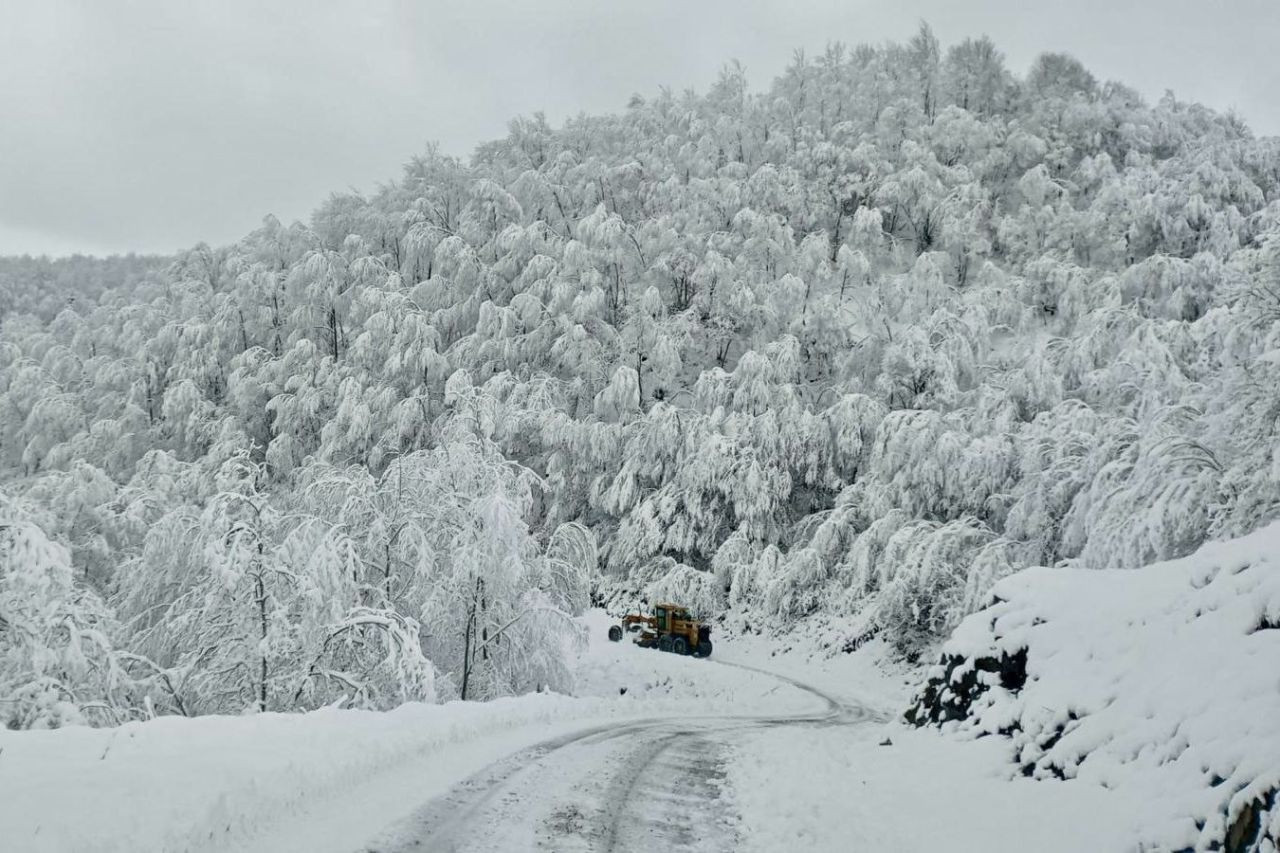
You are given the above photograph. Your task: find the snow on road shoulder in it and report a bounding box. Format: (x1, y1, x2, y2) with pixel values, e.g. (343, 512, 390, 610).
(713, 612, 1136, 851)
(726, 721, 1137, 853)
(0, 693, 627, 853)
(0, 609, 817, 853)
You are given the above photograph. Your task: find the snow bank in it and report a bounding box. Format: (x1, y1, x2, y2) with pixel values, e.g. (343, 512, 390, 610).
(909, 520, 1280, 851)
(0, 694, 616, 853)
(0, 610, 820, 853)
(727, 722, 1138, 852)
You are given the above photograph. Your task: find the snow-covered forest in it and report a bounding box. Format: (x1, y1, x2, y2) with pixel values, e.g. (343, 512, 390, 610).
(0, 254, 165, 322)
(4, 26, 1280, 729)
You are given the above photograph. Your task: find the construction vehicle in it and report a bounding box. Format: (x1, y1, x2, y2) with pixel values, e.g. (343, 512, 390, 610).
(607, 603, 713, 658)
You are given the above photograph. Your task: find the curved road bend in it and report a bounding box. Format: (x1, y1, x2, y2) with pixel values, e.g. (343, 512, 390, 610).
(358, 660, 879, 853)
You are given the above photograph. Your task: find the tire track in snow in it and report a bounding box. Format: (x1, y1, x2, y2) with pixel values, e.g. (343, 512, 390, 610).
(358, 719, 661, 853)
(714, 658, 885, 725)
(600, 730, 736, 853)
(359, 659, 874, 852)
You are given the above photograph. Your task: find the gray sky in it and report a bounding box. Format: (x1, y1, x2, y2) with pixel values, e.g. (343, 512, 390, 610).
(2, 0, 1277, 257)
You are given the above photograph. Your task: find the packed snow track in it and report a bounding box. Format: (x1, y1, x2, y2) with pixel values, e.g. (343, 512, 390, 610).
(359, 663, 873, 852)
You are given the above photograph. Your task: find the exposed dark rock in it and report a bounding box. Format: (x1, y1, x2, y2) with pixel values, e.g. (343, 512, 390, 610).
(1227, 786, 1277, 853)
(903, 647, 1028, 727)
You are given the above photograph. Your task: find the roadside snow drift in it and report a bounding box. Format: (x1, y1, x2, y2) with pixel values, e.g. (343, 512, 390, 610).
(0, 694, 617, 853)
(909, 520, 1280, 852)
(727, 722, 1137, 853)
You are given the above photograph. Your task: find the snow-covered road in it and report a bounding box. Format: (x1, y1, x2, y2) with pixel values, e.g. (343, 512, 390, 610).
(0, 612, 1141, 852)
(360, 662, 873, 853)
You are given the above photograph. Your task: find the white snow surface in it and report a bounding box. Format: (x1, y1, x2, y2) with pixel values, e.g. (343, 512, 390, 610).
(0, 610, 818, 853)
(714, 622, 1139, 852)
(935, 518, 1280, 850)
(726, 723, 1138, 853)
(3, 587, 1271, 852)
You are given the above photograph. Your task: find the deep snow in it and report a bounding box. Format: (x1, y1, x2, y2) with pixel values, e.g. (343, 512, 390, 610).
(0, 611, 819, 853)
(3, 591, 1270, 852)
(912, 518, 1280, 851)
(713, 622, 1139, 851)
(726, 723, 1138, 852)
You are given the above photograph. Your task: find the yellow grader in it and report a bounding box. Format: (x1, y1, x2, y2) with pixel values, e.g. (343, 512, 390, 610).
(607, 603, 713, 658)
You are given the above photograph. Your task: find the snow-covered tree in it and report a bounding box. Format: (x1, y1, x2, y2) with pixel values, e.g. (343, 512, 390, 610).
(0, 499, 130, 728)
(5, 26, 1280, 717)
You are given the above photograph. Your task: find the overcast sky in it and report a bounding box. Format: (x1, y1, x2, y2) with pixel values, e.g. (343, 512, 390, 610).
(2, 0, 1277, 257)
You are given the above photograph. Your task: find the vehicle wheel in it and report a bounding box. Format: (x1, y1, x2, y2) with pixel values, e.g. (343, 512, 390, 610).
(657, 634, 673, 653)
(694, 640, 713, 658)
(671, 636, 689, 656)
(608, 625, 623, 642)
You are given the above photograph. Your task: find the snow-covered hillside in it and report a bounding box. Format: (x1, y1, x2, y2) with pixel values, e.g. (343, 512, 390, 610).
(7, 26, 1280, 727)
(0, 254, 166, 322)
(908, 519, 1280, 851)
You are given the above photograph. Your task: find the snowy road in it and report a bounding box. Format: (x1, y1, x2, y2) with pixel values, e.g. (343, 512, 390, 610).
(358, 663, 873, 853)
(1, 621, 1141, 853)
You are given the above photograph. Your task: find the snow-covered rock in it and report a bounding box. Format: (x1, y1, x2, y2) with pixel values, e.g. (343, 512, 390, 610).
(909, 520, 1280, 851)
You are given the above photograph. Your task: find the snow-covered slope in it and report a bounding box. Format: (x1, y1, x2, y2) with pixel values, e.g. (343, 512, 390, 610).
(909, 519, 1280, 851)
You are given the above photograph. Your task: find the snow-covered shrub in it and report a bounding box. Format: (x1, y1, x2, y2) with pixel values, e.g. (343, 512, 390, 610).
(762, 547, 828, 620)
(644, 560, 718, 620)
(0, 501, 130, 728)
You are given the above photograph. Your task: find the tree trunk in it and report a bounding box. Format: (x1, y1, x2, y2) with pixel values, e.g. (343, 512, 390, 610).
(384, 541, 393, 602)
(460, 576, 480, 700)
(480, 579, 488, 663)
(271, 292, 283, 356)
(254, 552, 268, 713)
